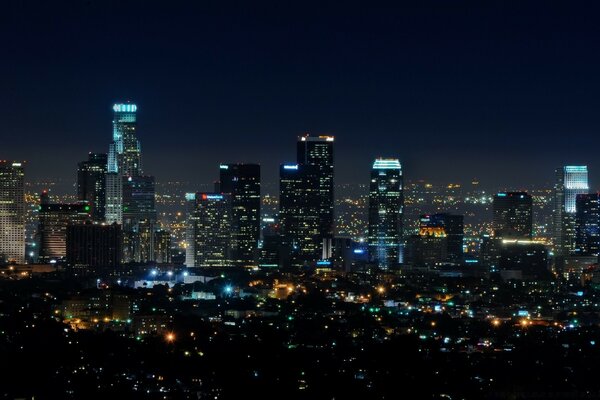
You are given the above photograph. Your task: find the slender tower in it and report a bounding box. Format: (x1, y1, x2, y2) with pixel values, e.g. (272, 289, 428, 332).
(367, 158, 404, 269)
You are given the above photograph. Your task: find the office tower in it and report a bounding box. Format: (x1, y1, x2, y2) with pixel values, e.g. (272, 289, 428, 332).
(493, 192, 533, 239)
(184, 193, 197, 267)
(279, 163, 320, 267)
(575, 193, 600, 256)
(219, 164, 261, 266)
(297, 135, 335, 246)
(122, 175, 157, 263)
(258, 216, 287, 268)
(66, 222, 122, 268)
(367, 158, 404, 269)
(38, 191, 91, 263)
(154, 229, 171, 264)
(0, 161, 25, 264)
(187, 193, 231, 267)
(108, 103, 142, 177)
(418, 213, 464, 263)
(77, 153, 107, 220)
(105, 103, 144, 225)
(554, 166, 589, 256)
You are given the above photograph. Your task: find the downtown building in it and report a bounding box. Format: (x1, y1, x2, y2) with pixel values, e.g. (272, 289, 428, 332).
(406, 213, 464, 266)
(0, 161, 25, 264)
(279, 163, 321, 267)
(367, 158, 404, 269)
(38, 191, 91, 263)
(105, 103, 159, 263)
(77, 153, 107, 221)
(575, 193, 600, 257)
(554, 166, 589, 257)
(278, 135, 334, 268)
(66, 222, 122, 269)
(492, 192, 533, 239)
(219, 163, 261, 266)
(185, 193, 232, 267)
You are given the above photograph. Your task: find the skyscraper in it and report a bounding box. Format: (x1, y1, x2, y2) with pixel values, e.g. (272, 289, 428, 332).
(418, 213, 464, 263)
(575, 193, 600, 256)
(187, 193, 231, 267)
(297, 135, 334, 246)
(122, 175, 157, 263)
(493, 192, 533, 239)
(219, 164, 261, 266)
(38, 191, 91, 263)
(279, 163, 320, 267)
(554, 166, 589, 256)
(106, 103, 145, 225)
(0, 161, 25, 264)
(367, 158, 404, 269)
(109, 103, 142, 177)
(77, 153, 107, 220)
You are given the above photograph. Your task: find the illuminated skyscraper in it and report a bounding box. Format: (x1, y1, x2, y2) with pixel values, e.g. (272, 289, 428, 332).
(493, 192, 533, 239)
(219, 163, 261, 266)
(108, 103, 142, 177)
(77, 153, 107, 220)
(0, 161, 25, 264)
(554, 166, 589, 256)
(575, 193, 600, 256)
(106, 103, 143, 225)
(279, 163, 320, 267)
(367, 158, 403, 269)
(187, 193, 231, 267)
(297, 135, 334, 247)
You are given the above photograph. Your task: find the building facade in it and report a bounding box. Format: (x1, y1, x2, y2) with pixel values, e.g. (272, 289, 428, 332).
(219, 163, 261, 266)
(77, 153, 107, 220)
(493, 192, 533, 239)
(554, 166, 589, 256)
(0, 161, 25, 264)
(367, 158, 404, 269)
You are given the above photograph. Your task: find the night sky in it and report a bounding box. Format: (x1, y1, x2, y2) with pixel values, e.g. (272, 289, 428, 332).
(2, 1, 600, 191)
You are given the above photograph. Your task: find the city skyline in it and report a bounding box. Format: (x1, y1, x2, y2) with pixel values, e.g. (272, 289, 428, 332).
(3, 2, 600, 188)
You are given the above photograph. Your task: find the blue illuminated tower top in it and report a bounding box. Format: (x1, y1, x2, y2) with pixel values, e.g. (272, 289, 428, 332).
(108, 103, 141, 176)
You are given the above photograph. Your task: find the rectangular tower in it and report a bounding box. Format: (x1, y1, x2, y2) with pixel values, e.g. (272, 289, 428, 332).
(279, 163, 321, 267)
(0, 161, 25, 264)
(297, 135, 334, 246)
(188, 193, 232, 267)
(493, 192, 533, 239)
(367, 158, 403, 269)
(219, 164, 261, 266)
(77, 153, 107, 220)
(554, 166, 589, 256)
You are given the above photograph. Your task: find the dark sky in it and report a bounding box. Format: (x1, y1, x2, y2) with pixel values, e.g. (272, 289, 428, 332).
(2, 1, 600, 191)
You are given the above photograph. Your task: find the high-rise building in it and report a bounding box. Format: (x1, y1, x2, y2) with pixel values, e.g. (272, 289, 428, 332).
(105, 103, 144, 225)
(575, 193, 600, 256)
(66, 222, 122, 269)
(186, 193, 231, 267)
(297, 135, 334, 246)
(184, 193, 197, 267)
(554, 166, 589, 256)
(122, 175, 157, 263)
(0, 161, 25, 264)
(154, 229, 172, 264)
(219, 163, 261, 266)
(108, 103, 142, 177)
(77, 153, 107, 220)
(418, 213, 464, 263)
(493, 192, 533, 239)
(279, 163, 320, 267)
(367, 158, 403, 269)
(38, 191, 91, 263)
